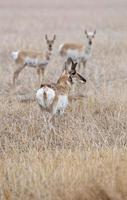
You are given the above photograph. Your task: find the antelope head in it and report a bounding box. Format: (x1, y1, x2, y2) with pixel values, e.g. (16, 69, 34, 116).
(59, 59, 86, 86)
(45, 34, 56, 51)
(84, 30, 96, 45)
(69, 58, 86, 84)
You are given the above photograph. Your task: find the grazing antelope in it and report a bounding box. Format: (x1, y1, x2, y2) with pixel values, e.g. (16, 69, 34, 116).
(59, 30, 96, 70)
(11, 34, 56, 86)
(36, 59, 86, 128)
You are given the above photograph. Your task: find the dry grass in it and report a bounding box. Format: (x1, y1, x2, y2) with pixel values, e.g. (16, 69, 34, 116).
(0, 0, 127, 199)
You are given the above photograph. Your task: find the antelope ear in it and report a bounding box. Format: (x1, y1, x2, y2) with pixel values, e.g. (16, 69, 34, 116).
(53, 34, 56, 41)
(77, 73, 86, 83)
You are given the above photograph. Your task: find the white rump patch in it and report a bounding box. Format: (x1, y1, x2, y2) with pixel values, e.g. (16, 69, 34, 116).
(11, 51, 19, 60)
(36, 87, 55, 109)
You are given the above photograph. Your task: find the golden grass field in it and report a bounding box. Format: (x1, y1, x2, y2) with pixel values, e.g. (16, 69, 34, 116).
(0, 0, 127, 199)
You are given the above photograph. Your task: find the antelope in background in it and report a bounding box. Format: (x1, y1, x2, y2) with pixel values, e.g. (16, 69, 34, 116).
(36, 59, 86, 129)
(11, 34, 56, 87)
(59, 30, 96, 71)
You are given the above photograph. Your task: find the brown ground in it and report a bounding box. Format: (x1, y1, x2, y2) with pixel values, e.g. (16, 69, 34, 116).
(0, 0, 127, 199)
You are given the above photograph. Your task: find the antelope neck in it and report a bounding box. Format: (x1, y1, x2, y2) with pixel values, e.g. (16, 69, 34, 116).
(85, 41, 92, 54)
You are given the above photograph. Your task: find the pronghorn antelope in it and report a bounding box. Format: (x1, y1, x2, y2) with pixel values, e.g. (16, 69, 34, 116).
(11, 34, 56, 86)
(36, 59, 86, 128)
(59, 30, 96, 70)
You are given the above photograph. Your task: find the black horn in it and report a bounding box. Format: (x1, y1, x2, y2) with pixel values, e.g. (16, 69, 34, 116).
(70, 58, 77, 70)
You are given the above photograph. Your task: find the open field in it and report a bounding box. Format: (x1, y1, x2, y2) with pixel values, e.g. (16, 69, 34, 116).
(0, 0, 127, 199)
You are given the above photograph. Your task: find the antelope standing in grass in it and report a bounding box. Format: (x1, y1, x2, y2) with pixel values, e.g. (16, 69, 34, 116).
(36, 59, 86, 129)
(11, 34, 56, 87)
(59, 30, 96, 71)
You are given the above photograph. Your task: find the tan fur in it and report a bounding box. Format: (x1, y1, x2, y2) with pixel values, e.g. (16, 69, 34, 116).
(40, 73, 72, 96)
(15, 51, 49, 63)
(56, 73, 71, 94)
